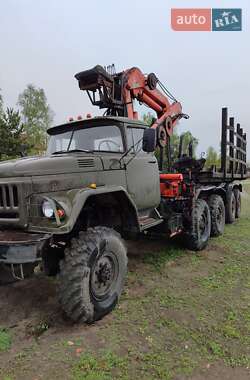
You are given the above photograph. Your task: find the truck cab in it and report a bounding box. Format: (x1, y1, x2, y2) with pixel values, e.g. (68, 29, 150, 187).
(0, 116, 161, 274)
(47, 116, 160, 212)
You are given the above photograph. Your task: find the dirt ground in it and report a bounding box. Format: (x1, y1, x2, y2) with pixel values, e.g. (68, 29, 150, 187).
(0, 182, 249, 380)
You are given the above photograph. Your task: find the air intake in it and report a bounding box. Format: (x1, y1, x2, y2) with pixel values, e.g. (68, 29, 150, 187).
(0, 184, 19, 209)
(77, 159, 95, 168)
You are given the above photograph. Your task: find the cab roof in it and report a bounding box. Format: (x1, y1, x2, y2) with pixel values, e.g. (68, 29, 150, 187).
(47, 116, 147, 135)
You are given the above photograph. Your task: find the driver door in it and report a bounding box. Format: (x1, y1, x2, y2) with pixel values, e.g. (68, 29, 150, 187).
(124, 125, 160, 211)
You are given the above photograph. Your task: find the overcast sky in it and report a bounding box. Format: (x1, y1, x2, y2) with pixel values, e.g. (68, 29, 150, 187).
(0, 0, 249, 157)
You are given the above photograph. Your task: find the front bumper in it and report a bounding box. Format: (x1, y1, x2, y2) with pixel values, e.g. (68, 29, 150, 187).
(0, 231, 51, 264)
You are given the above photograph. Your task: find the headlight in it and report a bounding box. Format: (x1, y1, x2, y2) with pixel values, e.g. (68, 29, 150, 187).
(42, 200, 54, 219)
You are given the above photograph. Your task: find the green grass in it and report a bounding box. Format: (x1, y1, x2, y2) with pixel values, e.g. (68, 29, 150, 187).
(1, 181, 250, 380)
(143, 245, 185, 271)
(0, 329, 11, 352)
(197, 260, 246, 290)
(73, 351, 128, 380)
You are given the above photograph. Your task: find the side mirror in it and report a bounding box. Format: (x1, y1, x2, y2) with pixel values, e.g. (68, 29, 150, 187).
(142, 128, 156, 153)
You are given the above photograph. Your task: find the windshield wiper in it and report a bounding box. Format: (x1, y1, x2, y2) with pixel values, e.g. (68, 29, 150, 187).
(52, 149, 93, 155)
(68, 149, 94, 153)
(51, 150, 68, 155)
(119, 138, 143, 163)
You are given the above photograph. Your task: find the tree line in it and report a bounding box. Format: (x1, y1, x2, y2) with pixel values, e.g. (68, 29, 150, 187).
(0, 85, 53, 160)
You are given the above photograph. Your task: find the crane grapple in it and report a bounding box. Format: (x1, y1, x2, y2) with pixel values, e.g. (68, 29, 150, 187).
(75, 65, 126, 116)
(75, 65, 114, 92)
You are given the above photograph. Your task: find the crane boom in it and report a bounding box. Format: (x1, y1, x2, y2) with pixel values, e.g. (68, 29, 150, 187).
(75, 65, 187, 147)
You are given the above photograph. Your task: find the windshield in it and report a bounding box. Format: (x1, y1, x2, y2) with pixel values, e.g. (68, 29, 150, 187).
(47, 124, 124, 155)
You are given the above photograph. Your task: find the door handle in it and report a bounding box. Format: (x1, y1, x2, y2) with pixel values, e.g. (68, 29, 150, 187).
(148, 160, 157, 164)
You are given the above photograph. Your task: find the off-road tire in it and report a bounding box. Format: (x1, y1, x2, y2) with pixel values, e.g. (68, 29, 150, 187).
(234, 188, 241, 219)
(208, 195, 225, 237)
(225, 190, 236, 224)
(58, 227, 127, 323)
(186, 199, 211, 251)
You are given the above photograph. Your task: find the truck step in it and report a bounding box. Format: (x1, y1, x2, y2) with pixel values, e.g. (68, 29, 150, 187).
(139, 216, 163, 231)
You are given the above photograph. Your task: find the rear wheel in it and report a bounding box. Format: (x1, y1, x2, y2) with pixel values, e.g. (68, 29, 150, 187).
(208, 195, 225, 237)
(186, 199, 211, 251)
(234, 188, 241, 219)
(58, 227, 127, 323)
(225, 190, 236, 224)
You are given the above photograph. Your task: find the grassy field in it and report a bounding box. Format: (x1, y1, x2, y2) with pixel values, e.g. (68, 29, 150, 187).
(0, 182, 249, 380)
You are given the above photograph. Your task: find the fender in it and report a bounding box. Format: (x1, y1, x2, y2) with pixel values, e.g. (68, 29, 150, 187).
(195, 184, 226, 200)
(29, 185, 140, 235)
(196, 182, 242, 205)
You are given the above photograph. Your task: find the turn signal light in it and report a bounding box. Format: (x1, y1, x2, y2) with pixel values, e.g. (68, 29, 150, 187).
(57, 209, 65, 218)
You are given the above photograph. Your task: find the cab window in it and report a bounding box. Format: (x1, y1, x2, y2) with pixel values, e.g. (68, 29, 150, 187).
(127, 127, 145, 155)
(47, 124, 124, 154)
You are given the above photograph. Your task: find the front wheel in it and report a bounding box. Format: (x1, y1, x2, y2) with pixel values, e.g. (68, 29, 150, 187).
(58, 227, 127, 323)
(185, 199, 211, 251)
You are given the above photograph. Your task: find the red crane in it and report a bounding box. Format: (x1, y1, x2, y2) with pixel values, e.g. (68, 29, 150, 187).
(75, 65, 188, 147)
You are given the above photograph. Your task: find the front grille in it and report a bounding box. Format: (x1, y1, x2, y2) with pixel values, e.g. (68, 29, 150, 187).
(0, 184, 19, 219)
(77, 158, 95, 168)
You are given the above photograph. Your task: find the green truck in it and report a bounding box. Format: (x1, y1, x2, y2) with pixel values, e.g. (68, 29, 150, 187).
(0, 66, 247, 323)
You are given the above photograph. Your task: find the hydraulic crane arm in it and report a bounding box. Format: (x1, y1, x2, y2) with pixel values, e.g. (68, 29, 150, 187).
(121, 67, 184, 146)
(75, 65, 187, 147)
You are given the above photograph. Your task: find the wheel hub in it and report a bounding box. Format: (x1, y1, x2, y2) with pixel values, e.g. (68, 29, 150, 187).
(97, 262, 112, 284)
(91, 252, 118, 300)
